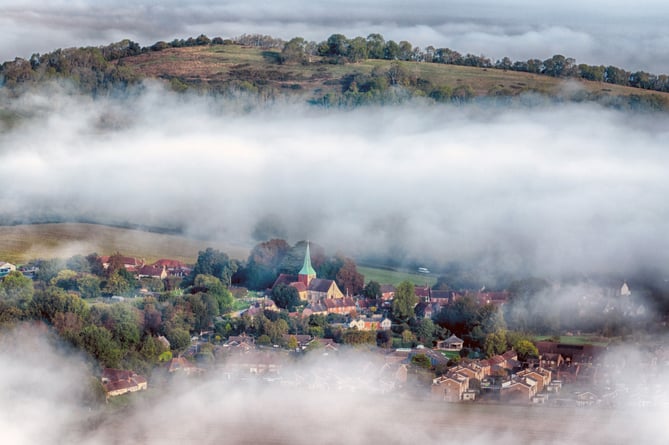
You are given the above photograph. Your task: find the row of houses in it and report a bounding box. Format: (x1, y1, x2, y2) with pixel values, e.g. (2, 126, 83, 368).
(431, 352, 559, 403)
(100, 256, 191, 278)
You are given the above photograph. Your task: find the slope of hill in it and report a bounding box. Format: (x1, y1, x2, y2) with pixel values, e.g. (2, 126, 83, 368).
(0, 223, 249, 264)
(119, 45, 668, 103)
(2, 40, 668, 111)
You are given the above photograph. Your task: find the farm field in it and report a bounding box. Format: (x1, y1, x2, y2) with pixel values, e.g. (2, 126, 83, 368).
(358, 265, 437, 287)
(0, 223, 250, 265)
(533, 334, 612, 347)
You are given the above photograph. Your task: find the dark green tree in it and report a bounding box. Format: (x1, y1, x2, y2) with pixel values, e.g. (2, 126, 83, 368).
(392, 280, 417, 322)
(1, 271, 34, 309)
(272, 283, 300, 311)
(187, 247, 238, 286)
(363, 280, 381, 300)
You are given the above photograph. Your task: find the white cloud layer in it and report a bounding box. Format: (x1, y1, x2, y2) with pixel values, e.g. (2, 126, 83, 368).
(1, 1, 669, 73)
(1, 82, 668, 277)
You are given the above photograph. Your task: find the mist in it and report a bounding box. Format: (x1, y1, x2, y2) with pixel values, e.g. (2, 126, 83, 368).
(2, 324, 668, 445)
(1, 82, 668, 277)
(2, 1, 669, 73)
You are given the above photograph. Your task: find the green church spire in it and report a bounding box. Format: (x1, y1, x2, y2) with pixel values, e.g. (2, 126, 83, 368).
(299, 242, 316, 277)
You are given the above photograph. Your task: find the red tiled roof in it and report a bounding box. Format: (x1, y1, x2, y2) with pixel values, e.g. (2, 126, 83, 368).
(138, 265, 164, 277)
(151, 259, 186, 268)
(272, 273, 298, 289)
(290, 282, 307, 292)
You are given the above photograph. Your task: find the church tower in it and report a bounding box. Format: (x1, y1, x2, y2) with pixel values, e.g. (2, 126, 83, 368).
(298, 242, 317, 287)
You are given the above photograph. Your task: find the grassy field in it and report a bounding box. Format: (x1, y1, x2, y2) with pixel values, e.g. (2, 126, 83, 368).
(533, 334, 611, 347)
(0, 223, 250, 265)
(358, 265, 437, 287)
(119, 45, 669, 103)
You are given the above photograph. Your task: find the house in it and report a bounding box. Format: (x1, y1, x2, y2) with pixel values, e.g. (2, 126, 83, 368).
(150, 259, 191, 277)
(535, 341, 606, 365)
(451, 362, 486, 383)
(272, 243, 345, 302)
(0, 262, 16, 278)
(166, 356, 204, 375)
(430, 290, 455, 306)
(302, 301, 327, 317)
(225, 334, 256, 351)
(516, 367, 552, 392)
(409, 348, 450, 368)
(222, 351, 283, 375)
(379, 284, 396, 301)
(310, 338, 339, 352)
(137, 264, 167, 280)
(501, 378, 538, 402)
(436, 334, 464, 351)
(101, 368, 147, 398)
(282, 334, 313, 349)
(101, 255, 144, 272)
(323, 297, 356, 315)
(379, 318, 392, 330)
(576, 391, 599, 407)
(414, 285, 431, 302)
(475, 291, 509, 306)
(540, 352, 565, 370)
(242, 299, 280, 318)
(431, 374, 470, 402)
(348, 316, 387, 331)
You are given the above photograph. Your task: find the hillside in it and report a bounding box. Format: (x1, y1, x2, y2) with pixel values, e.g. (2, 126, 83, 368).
(2, 40, 668, 111)
(120, 45, 669, 104)
(0, 223, 249, 265)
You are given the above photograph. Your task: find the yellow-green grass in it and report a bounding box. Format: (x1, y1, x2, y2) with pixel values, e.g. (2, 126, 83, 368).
(358, 265, 437, 287)
(0, 223, 249, 265)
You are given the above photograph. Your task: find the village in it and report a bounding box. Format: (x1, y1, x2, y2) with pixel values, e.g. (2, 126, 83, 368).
(27, 244, 657, 410)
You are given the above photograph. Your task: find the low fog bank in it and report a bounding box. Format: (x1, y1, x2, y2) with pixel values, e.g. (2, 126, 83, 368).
(3, 325, 669, 445)
(2, 1, 669, 73)
(1, 82, 669, 277)
(0, 325, 98, 445)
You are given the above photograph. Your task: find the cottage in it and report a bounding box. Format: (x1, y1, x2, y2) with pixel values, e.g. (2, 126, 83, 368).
(379, 284, 396, 301)
(516, 367, 552, 392)
(150, 259, 191, 277)
(101, 368, 147, 398)
(137, 264, 167, 280)
(501, 378, 538, 402)
(431, 374, 470, 402)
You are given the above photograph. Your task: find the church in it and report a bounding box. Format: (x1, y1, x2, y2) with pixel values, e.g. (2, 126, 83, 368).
(271, 243, 345, 303)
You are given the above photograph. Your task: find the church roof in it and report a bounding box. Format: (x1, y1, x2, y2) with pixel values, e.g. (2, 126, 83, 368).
(298, 242, 317, 276)
(272, 273, 298, 289)
(308, 278, 335, 293)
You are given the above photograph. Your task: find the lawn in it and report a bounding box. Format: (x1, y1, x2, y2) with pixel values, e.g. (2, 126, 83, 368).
(358, 265, 437, 287)
(533, 334, 611, 347)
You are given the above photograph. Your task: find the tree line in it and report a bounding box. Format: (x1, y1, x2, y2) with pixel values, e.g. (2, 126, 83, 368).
(280, 33, 669, 94)
(2, 32, 669, 98)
